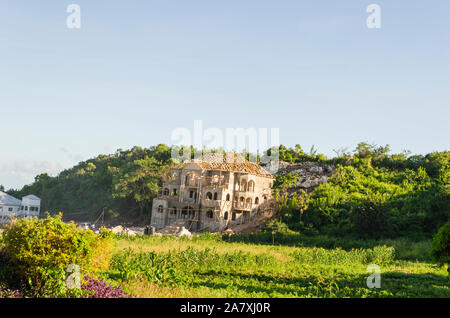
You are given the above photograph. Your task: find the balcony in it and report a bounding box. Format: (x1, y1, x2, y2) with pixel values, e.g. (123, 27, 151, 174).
(201, 178, 230, 188)
(202, 199, 221, 208)
(234, 201, 252, 211)
(185, 179, 199, 187)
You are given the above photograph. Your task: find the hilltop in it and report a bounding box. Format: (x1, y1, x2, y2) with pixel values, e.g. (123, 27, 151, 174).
(6, 143, 449, 240)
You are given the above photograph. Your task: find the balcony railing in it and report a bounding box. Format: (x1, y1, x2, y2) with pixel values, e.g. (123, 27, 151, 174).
(201, 178, 230, 188)
(234, 202, 252, 211)
(202, 199, 221, 208)
(185, 179, 199, 187)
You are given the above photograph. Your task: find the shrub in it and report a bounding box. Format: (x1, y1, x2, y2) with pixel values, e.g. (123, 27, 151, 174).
(261, 220, 296, 235)
(0, 285, 23, 298)
(81, 276, 133, 298)
(430, 221, 450, 274)
(1, 213, 114, 297)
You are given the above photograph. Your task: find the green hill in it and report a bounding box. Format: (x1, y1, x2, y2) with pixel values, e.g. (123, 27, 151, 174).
(7, 144, 174, 224)
(7, 143, 449, 239)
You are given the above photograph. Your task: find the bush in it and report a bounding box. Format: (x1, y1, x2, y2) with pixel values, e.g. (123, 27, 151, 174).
(430, 221, 450, 274)
(81, 276, 133, 298)
(261, 220, 296, 235)
(0, 285, 23, 298)
(1, 213, 114, 297)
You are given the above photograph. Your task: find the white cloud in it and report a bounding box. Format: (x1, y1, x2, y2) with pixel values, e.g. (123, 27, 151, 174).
(0, 160, 63, 190)
(59, 147, 84, 163)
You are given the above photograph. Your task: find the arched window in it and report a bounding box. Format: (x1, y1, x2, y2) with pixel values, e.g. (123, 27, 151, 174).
(172, 189, 178, 196)
(226, 194, 230, 201)
(246, 198, 252, 208)
(248, 180, 255, 192)
(213, 192, 218, 200)
(206, 192, 213, 200)
(207, 210, 213, 218)
(158, 205, 163, 213)
(224, 212, 228, 220)
(163, 188, 169, 196)
(255, 197, 259, 204)
(241, 180, 247, 191)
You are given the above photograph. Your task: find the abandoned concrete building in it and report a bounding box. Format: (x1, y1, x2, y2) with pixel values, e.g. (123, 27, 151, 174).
(150, 153, 274, 232)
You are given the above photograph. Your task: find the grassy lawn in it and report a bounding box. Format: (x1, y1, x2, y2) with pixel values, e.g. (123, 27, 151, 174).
(101, 234, 449, 298)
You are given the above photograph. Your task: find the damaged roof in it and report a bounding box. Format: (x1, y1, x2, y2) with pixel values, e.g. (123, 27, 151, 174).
(175, 153, 274, 178)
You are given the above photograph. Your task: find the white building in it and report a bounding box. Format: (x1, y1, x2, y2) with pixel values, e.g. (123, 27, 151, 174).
(0, 191, 41, 224)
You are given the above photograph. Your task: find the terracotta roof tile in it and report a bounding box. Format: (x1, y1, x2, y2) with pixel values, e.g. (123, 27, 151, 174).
(176, 153, 273, 178)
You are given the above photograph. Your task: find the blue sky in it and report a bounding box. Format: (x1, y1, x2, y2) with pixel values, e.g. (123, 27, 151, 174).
(1, 0, 449, 189)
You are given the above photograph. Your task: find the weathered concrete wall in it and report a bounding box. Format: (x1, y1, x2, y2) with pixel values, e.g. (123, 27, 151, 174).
(150, 199, 168, 229)
(276, 161, 334, 195)
(151, 160, 274, 232)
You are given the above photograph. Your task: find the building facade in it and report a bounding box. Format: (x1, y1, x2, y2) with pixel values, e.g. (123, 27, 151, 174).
(0, 191, 41, 224)
(150, 153, 274, 232)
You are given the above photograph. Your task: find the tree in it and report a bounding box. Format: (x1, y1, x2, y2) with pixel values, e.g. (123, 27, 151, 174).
(294, 144, 304, 156)
(430, 221, 450, 275)
(111, 157, 165, 217)
(294, 190, 309, 221)
(273, 188, 289, 223)
(354, 142, 390, 160)
(0, 185, 4, 192)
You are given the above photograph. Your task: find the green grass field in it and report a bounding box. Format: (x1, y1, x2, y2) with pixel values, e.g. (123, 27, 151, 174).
(98, 234, 449, 298)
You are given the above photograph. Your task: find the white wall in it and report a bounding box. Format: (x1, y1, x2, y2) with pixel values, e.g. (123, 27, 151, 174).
(0, 204, 20, 224)
(150, 199, 169, 229)
(19, 196, 41, 218)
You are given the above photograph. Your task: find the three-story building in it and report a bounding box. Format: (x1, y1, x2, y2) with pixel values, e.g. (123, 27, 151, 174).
(150, 153, 274, 232)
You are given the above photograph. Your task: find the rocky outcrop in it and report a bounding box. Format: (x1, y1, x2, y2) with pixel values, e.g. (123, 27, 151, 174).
(263, 161, 334, 196)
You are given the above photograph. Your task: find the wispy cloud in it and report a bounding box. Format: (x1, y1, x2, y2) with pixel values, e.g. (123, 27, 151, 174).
(0, 160, 63, 190)
(59, 147, 84, 163)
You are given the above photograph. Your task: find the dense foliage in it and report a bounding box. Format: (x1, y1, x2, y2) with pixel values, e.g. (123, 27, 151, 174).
(1, 228, 449, 298)
(1, 140, 448, 298)
(81, 276, 133, 298)
(274, 144, 449, 240)
(430, 221, 450, 273)
(0, 214, 114, 297)
(8, 145, 174, 222)
(6, 142, 449, 240)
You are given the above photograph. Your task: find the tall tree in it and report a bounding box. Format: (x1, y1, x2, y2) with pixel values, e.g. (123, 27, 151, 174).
(111, 156, 167, 217)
